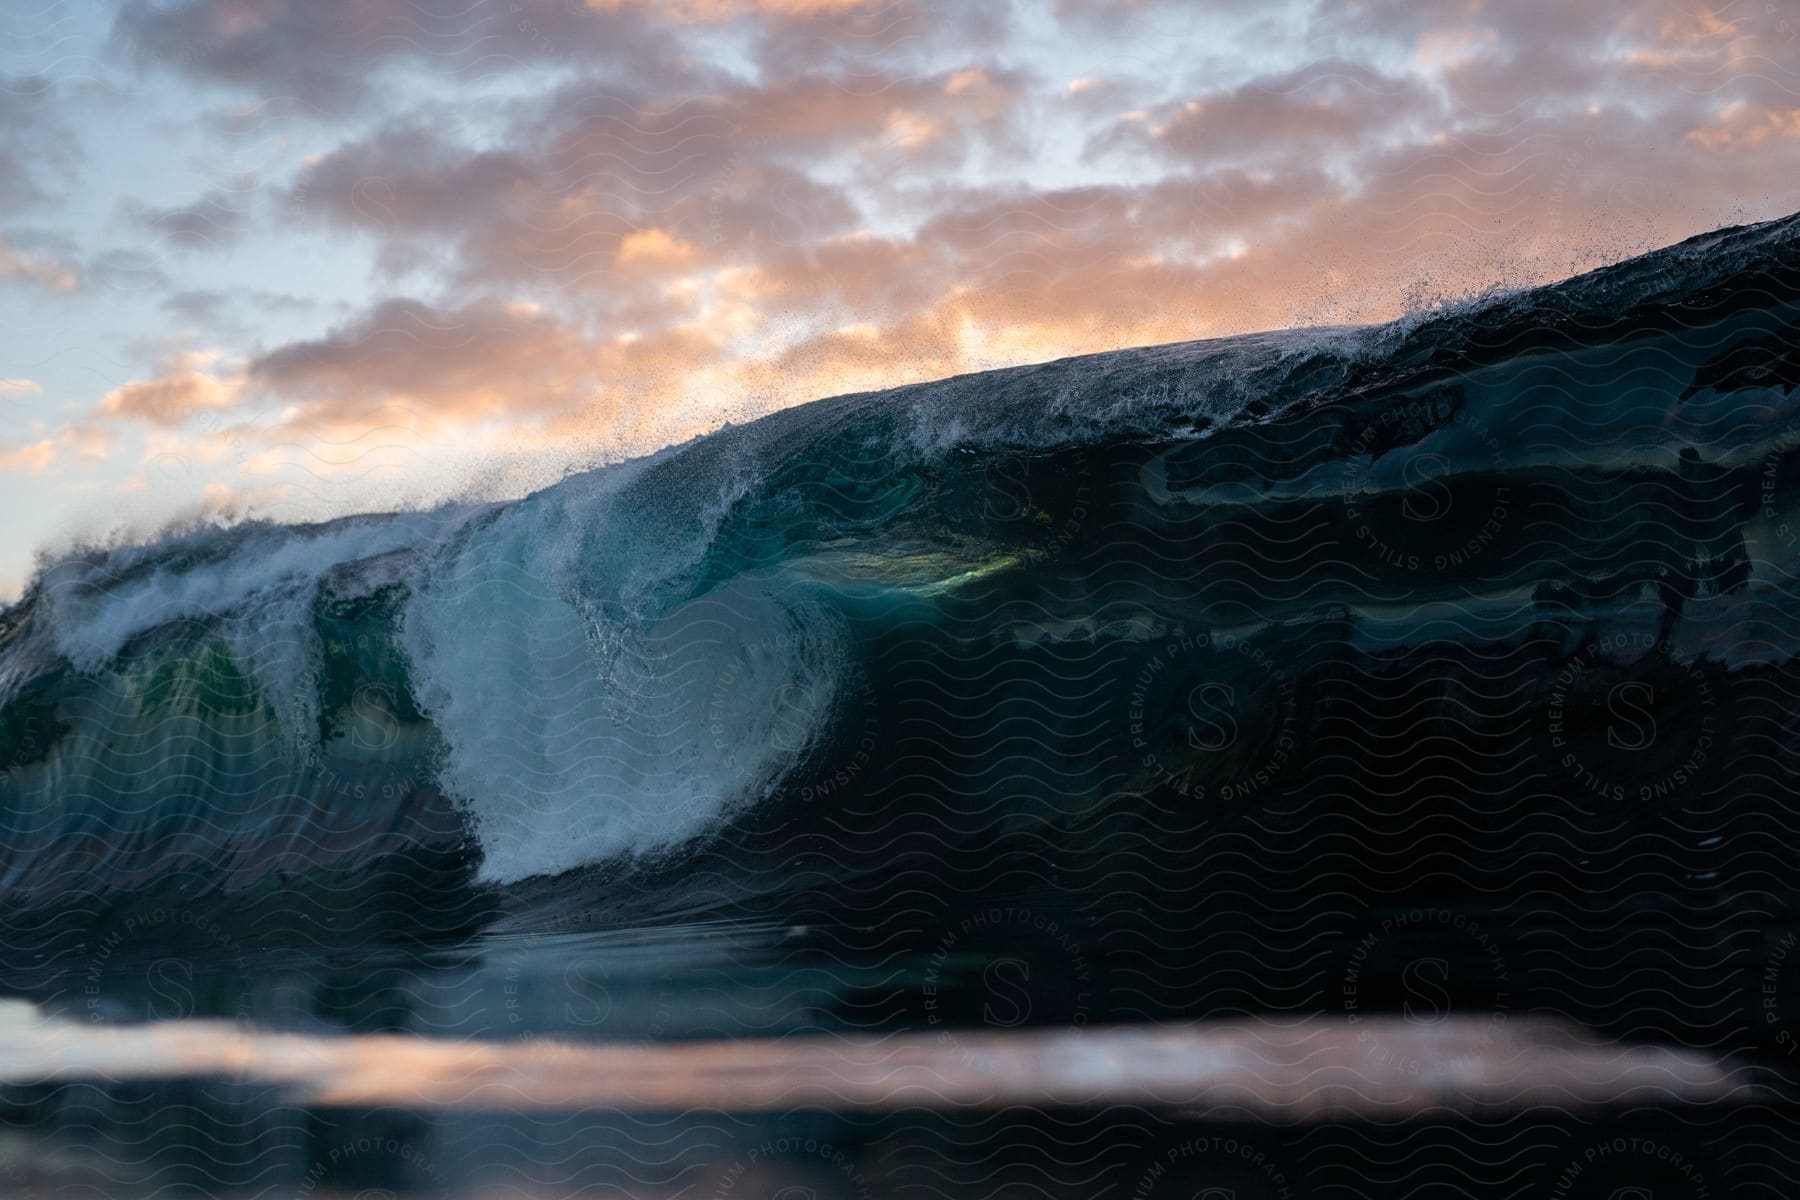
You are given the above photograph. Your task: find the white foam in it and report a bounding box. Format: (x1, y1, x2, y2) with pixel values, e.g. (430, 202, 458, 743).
(36, 512, 470, 737)
(399, 465, 847, 882)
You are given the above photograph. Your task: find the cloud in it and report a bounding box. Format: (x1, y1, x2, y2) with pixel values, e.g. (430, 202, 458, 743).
(161, 287, 319, 327)
(247, 298, 622, 430)
(0, 232, 78, 292)
(230, 0, 1797, 460)
(0, 424, 115, 475)
(283, 61, 1027, 293)
(112, 0, 704, 109)
(589, 0, 916, 19)
(128, 185, 255, 251)
(98, 352, 243, 427)
(1099, 59, 1428, 165)
(740, 0, 1014, 77)
(0, 441, 55, 474)
(83, 248, 171, 296)
(1685, 102, 1800, 149)
(0, 74, 78, 209)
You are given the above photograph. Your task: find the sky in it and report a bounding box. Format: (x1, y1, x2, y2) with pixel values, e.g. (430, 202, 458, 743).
(1, 0, 1797, 598)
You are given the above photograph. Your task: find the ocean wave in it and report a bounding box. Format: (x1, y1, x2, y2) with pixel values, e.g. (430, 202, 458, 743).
(0, 210, 1796, 932)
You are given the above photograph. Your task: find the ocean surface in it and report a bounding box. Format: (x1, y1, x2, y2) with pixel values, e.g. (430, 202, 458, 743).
(1, 212, 1799, 1196)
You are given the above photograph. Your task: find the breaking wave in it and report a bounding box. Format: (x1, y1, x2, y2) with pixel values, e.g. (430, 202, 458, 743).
(1, 211, 1797, 945)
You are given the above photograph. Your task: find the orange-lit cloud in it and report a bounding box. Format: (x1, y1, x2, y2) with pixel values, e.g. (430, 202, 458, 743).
(99, 352, 242, 427)
(0, 234, 77, 292)
(585, 0, 877, 18)
(0, 424, 114, 475)
(617, 228, 700, 264)
(1686, 103, 1800, 149)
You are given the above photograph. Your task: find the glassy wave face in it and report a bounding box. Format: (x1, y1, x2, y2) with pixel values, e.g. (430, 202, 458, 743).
(2, 211, 1800, 1040)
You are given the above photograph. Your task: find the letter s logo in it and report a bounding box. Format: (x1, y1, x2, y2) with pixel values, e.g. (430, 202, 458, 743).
(984, 459, 1033, 522)
(1400, 453, 1455, 522)
(1606, 681, 1657, 751)
(1186, 683, 1239, 752)
(563, 966, 613, 1028)
(982, 958, 1033, 1028)
(146, 958, 196, 1020)
(350, 684, 400, 752)
(1401, 956, 1452, 1024)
